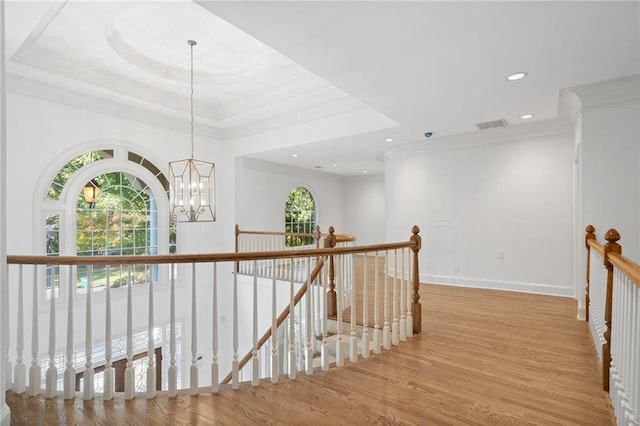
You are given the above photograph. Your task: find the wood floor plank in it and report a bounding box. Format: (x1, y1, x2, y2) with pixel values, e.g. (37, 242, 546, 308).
(7, 259, 614, 425)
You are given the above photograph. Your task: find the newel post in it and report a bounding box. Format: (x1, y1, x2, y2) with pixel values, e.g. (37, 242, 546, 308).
(315, 226, 321, 249)
(234, 224, 240, 273)
(410, 225, 422, 334)
(325, 226, 337, 318)
(584, 225, 595, 322)
(602, 228, 621, 392)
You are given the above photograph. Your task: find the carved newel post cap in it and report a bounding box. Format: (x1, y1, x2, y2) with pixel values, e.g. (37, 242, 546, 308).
(412, 225, 420, 235)
(605, 228, 620, 243)
(328, 226, 335, 234)
(585, 224, 595, 234)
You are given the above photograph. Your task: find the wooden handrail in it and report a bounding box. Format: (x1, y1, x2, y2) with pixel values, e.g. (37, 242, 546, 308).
(234, 225, 354, 244)
(586, 237, 605, 256)
(220, 258, 326, 385)
(7, 241, 414, 266)
(608, 252, 640, 289)
(237, 230, 320, 238)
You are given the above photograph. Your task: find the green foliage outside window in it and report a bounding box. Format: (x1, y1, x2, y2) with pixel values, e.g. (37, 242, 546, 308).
(47, 150, 113, 200)
(76, 172, 157, 289)
(285, 187, 316, 247)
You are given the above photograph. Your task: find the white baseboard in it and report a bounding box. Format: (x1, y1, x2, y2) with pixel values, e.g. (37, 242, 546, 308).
(421, 273, 575, 298)
(0, 404, 10, 426)
(576, 305, 586, 320)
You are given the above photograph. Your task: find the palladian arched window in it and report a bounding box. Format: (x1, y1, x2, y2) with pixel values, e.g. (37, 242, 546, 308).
(42, 147, 175, 298)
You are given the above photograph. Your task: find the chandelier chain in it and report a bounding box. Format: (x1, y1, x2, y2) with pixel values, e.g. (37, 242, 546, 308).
(190, 40, 195, 159)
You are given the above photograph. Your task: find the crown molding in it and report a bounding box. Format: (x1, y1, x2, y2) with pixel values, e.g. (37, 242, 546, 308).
(378, 118, 574, 163)
(7, 72, 224, 140)
(222, 96, 367, 140)
(568, 75, 640, 112)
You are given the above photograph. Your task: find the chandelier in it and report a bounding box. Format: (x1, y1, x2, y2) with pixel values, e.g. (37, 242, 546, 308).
(169, 40, 216, 222)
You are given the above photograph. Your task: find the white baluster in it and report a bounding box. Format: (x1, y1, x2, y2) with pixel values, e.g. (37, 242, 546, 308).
(190, 263, 198, 394)
(232, 265, 239, 389)
(400, 248, 407, 342)
(63, 265, 74, 399)
(252, 261, 260, 386)
(623, 274, 632, 420)
(103, 266, 114, 400)
(305, 257, 313, 374)
(361, 254, 369, 358)
(29, 265, 41, 396)
(168, 264, 177, 397)
(336, 254, 344, 367)
(616, 272, 624, 415)
(631, 285, 640, 423)
(124, 265, 134, 400)
(83, 265, 94, 400)
(146, 265, 156, 399)
(625, 275, 635, 418)
(321, 257, 329, 371)
(349, 253, 357, 363)
(373, 251, 381, 354)
(383, 251, 391, 350)
(211, 263, 219, 393)
(631, 281, 637, 420)
(13, 265, 25, 393)
(392, 250, 399, 346)
(271, 260, 279, 383)
(297, 300, 304, 371)
(288, 258, 296, 379)
(4, 266, 11, 390)
(45, 265, 57, 398)
(315, 260, 322, 347)
(406, 248, 413, 338)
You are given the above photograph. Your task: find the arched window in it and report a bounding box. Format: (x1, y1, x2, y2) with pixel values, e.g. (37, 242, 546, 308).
(76, 172, 158, 291)
(284, 187, 316, 247)
(43, 147, 175, 297)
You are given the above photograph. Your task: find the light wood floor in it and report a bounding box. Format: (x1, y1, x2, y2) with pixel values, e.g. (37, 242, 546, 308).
(7, 267, 614, 425)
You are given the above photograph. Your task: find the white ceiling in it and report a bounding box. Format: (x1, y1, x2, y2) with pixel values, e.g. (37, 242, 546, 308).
(5, 1, 640, 176)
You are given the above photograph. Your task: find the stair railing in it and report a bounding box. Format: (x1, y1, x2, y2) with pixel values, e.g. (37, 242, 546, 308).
(4, 225, 421, 401)
(585, 226, 640, 425)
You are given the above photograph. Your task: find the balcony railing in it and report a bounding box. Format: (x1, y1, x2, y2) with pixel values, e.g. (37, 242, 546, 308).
(585, 226, 640, 426)
(4, 225, 422, 401)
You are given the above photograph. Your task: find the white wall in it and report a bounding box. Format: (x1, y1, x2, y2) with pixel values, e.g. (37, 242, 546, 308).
(235, 157, 345, 234)
(577, 79, 640, 259)
(384, 127, 575, 297)
(343, 173, 385, 245)
(0, 0, 11, 421)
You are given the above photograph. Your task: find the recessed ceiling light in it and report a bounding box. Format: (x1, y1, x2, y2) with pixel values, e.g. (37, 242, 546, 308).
(506, 72, 527, 81)
(385, 138, 394, 142)
(332, 163, 339, 167)
(291, 153, 299, 158)
(362, 170, 368, 174)
(519, 114, 534, 120)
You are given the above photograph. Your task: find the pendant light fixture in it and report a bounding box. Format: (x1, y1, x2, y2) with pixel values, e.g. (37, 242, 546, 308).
(169, 40, 215, 222)
(83, 179, 101, 208)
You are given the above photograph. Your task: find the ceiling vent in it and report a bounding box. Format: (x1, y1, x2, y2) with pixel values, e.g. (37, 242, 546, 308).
(475, 119, 508, 130)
